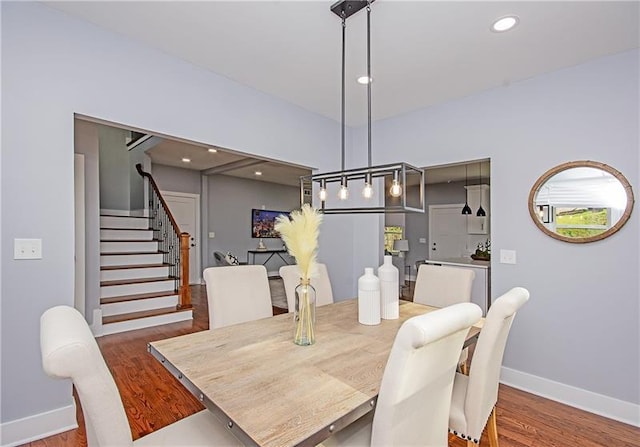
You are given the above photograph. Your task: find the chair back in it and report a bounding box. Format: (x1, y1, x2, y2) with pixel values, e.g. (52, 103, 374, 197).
(203, 265, 272, 329)
(371, 302, 482, 446)
(413, 264, 475, 308)
(40, 306, 133, 447)
(464, 287, 529, 437)
(279, 263, 334, 312)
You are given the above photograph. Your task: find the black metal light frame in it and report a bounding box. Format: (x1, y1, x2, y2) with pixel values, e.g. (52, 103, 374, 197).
(301, 0, 425, 215)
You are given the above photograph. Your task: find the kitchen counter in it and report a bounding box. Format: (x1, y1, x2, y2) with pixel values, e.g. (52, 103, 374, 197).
(430, 257, 490, 268)
(416, 258, 491, 314)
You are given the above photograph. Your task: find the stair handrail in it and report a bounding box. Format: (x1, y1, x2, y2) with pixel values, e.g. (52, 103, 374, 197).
(136, 163, 191, 309)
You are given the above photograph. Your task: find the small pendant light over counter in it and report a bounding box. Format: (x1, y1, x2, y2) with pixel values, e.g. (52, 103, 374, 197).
(462, 164, 472, 215)
(476, 162, 486, 217)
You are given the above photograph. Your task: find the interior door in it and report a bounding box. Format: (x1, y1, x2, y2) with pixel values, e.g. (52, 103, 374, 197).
(161, 192, 200, 284)
(428, 204, 468, 261)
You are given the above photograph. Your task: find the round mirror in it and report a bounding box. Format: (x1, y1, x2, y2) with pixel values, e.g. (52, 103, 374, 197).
(528, 161, 634, 243)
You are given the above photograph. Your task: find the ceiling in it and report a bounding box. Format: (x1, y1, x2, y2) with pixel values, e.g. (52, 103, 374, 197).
(48, 1, 638, 127)
(62, 1, 638, 186)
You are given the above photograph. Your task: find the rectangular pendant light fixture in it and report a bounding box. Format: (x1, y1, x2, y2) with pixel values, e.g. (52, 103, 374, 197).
(301, 0, 425, 215)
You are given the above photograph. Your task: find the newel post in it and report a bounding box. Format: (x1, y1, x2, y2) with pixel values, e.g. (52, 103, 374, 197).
(179, 232, 192, 309)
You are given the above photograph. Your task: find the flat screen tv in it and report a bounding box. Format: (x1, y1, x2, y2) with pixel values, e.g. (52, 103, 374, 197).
(251, 209, 290, 238)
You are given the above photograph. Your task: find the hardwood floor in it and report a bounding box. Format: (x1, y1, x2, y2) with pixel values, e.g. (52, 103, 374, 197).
(26, 285, 638, 447)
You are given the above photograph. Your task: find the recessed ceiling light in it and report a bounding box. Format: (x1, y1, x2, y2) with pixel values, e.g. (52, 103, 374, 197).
(491, 15, 519, 32)
(254, 171, 262, 176)
(357, 76, 372, 85)
(182, 158, 191, 163)
(208, 148, 218, 153)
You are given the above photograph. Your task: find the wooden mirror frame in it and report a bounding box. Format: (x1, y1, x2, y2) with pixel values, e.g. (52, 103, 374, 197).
(528, 160, 635, 243)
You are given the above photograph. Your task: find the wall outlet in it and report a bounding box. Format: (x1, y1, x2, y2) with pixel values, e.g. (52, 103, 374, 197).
(419, 238, 426, 244)
(14, 238, 42, 259)
(208, 232, 215, 239)
(500, 249, 517, 264)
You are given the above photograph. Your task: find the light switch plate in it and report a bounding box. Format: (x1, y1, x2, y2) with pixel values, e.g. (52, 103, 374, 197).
(419, 238, 426, 243)
(208, 232, 215, 239)
(500, 249, 516, 264)
(14, 238, 42, 259)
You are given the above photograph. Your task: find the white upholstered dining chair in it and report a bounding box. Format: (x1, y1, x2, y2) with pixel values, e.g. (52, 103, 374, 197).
(449, 287, 530, 447)
(203, 265, 273, 329)
(321, 302, 483, 447)
(279, 263, 334, 312)
(40, 305, 242, 447)
(414, 263, 476, 373)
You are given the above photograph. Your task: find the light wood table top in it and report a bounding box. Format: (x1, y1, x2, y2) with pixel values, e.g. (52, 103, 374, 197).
(149, 299, 482, 447)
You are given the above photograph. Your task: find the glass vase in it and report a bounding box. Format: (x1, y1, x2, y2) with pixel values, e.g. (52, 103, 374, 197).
(294, 279, 316, 346)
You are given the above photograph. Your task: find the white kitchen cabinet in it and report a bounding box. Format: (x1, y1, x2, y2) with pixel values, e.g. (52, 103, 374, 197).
(464, 184, 490, 234)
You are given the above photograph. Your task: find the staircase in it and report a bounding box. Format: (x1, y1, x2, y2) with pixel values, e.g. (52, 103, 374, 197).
(99, 213, 193, 335)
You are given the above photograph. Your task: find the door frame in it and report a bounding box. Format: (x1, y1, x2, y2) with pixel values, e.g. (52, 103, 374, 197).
(161, 191, 201, 284)
(74, 154, 86, 316)
(428, 203, 465, 261)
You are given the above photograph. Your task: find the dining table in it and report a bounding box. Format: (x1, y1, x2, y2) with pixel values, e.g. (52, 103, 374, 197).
(148, 299, 483, 447)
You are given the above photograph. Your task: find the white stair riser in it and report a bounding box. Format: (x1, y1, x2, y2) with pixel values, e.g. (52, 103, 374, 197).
(101, 295, 179, 317)
(101, 280, 175, 298)
(101, 266, 170, 282)
(101, 310, 193, 336)
(100, 229, 154, 240)
(101, 241, 158, 253)
(101, 253, 164, 266)
(100, 216, 150, 229)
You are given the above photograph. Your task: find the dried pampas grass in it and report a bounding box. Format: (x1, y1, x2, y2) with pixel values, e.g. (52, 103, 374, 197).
(275, 204, 323, 281)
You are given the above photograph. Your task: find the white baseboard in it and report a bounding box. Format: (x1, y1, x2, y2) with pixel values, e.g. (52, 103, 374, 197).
(0, 404, 77, 447)
(501, 366, 640, 427)
(90, 307, 103, 337)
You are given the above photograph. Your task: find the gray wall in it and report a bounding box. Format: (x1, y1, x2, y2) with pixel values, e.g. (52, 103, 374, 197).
(207, 174, 300, 274)
(74, 121, 101, 321)
(98, 125, 130, 210)
(373, 50, 639, 407)
(152, 163, 202, 195)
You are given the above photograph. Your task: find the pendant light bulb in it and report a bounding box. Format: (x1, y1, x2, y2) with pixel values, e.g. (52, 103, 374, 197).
(338, 177, 349, 200)
(389, 171, 402, 198)
(319, 180, 327, 202)
(362, 173, 374, 199)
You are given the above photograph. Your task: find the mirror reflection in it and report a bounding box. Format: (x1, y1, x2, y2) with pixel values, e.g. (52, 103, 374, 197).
(529, 161, 634, 243)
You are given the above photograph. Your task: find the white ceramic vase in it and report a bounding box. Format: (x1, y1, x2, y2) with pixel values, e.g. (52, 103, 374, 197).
(378, 255, 399, 320)
(358, 268, 381, 325)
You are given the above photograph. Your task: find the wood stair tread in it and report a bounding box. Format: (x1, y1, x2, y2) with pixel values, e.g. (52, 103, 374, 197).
(103, 307, 191, 325)
(101, 263, 172, 271)
(101, 276, 177, 287)
(100, 290, 178, 305)
(100, 214, 150, 219)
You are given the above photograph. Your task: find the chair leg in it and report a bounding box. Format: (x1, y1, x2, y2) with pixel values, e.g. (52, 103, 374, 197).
(487, 407, 499, 447)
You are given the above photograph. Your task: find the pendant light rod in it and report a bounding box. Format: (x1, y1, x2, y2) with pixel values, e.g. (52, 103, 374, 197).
(341, 11, 346, 172)
(366, 0, 372, 168)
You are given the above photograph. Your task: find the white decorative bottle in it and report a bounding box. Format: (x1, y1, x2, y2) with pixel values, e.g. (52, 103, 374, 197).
(378, 255, 399, 320)
(358, 268, 381, 325)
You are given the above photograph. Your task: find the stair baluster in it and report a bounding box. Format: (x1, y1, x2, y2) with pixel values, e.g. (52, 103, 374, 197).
(136, 164, 191, 310)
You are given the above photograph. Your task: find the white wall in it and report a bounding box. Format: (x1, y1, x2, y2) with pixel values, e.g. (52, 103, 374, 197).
(373, 50, 639, 415)
(1, 3, 378, 442)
